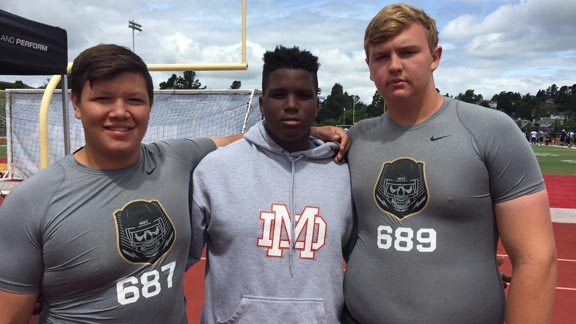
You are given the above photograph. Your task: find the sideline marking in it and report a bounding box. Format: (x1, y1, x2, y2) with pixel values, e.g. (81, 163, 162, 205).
(551, 208, 576, 223)
(497, 254, 576, 263)
(557, 258, 576, 263)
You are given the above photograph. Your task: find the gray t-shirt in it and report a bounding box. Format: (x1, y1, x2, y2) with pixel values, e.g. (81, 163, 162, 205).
(0, 139, 215, 323)
(343, 98, 545, 324)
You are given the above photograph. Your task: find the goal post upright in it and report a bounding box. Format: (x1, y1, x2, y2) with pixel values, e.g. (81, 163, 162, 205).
(38, 0, 248, 169)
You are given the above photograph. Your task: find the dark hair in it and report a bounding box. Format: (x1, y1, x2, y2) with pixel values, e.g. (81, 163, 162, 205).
(70, 44, 154, 104)
(261, 45, 319, 94)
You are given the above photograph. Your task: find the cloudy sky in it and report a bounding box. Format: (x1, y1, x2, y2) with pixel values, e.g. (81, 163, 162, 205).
(1, 0, 575, 104)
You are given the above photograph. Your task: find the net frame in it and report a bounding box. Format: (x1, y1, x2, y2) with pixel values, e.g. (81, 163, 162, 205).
(3, 88, 262, 180)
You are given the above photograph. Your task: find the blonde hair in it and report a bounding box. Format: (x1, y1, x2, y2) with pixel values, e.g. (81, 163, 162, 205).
(364, 3, 438, 59)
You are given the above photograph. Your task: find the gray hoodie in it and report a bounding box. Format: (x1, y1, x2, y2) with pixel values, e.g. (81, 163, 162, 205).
(191, 121, 354, 324)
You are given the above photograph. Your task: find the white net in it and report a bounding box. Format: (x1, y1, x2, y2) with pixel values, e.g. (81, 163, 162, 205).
(4, 89, 262, 179)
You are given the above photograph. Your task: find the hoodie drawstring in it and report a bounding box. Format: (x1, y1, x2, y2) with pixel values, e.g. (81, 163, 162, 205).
(287, 153, 305, 278)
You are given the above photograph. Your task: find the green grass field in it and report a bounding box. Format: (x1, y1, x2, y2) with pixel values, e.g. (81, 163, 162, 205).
(532, 145, 576, 175)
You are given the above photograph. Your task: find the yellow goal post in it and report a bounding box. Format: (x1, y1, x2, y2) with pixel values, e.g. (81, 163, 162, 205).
(38, 0, 248, 169)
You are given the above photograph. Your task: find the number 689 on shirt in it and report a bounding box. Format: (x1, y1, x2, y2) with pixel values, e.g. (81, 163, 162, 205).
(377, 226, 437, 252)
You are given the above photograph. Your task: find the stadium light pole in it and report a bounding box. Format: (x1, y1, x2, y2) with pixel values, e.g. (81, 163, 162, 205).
(128, 20, 143, 52)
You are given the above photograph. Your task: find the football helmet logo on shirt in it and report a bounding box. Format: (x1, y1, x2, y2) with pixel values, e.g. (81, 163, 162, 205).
(114, 200, 175, 264)
(374, 157, 428, 220)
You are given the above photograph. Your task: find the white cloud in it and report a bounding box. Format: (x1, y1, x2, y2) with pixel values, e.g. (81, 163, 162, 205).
(1, 0, 575, 104)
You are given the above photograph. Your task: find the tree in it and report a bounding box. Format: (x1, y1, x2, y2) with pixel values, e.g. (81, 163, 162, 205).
(455, 89, 483, 104)
(555, 85, 570, 111)
(516, 102, 532, 120)
(492, 91, 521, 116)
(568, 84, 576, 119)
(366, 91, 385, 118)
(352, 100, 368, 122)
(0, 80, 33, 90)
(317, 83, 348, 124)
(546, 84, 558, 99)
(230, 80, 241, 89)
(159, 71, 206, 89)
(479, 100, 490, 108)
(159, 74, 178, 89)
(37, 75, 72, 90)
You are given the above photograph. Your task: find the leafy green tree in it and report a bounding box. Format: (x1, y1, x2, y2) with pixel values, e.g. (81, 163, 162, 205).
(366, 91, 385, 118)
(159, 74, 178, 89)
(455, 89, 483, 104)
(567, 84, 576, 119)
(546, 84, 558, 99)
(535, 101, 555, 120)
(317, 83, 348, 124)
(159, 71, 206, 89)
(159, 74, 176, 89)
(0, 80, 33, 90)
(230, 80, 241, 89)
(352, 102, 368, 122)
(516, 102, 532, 120)
(492, 91, 521, 116)
(479, 100, 490, 108)
(555, 85, 570, 111)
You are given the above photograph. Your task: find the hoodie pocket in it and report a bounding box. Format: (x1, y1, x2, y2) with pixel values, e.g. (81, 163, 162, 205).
(217, 295, 327, 324)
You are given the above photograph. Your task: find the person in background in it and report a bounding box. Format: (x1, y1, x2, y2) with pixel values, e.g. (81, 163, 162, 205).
(190, 45, 354, 324)
(0, 44, 241, 323)
(530, 129, 538, 144)
(341, 3, 557, 324)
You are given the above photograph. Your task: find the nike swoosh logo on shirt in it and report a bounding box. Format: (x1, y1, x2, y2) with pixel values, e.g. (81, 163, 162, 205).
(430, 135, 452, 141)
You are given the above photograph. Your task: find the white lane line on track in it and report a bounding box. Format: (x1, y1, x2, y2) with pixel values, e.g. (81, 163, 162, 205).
(551, 208, 576, 223)
(497, 254, 576, 263)
(557, 258, 576, 262)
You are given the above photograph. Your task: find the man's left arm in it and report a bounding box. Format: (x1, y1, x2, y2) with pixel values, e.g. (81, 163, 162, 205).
(496, 190, 557, 324)
(310, 126, 350, 162)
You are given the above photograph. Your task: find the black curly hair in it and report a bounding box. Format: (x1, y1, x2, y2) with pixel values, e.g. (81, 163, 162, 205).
(261, 45, 320, 94)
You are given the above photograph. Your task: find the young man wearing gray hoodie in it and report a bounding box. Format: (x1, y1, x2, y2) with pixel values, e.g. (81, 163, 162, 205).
(190, 45, 354, 324)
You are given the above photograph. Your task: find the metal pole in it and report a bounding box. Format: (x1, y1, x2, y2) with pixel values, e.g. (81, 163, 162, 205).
(128, 20, 142, 52)
(61, 75, 70, 155)
(242, 0, 247, 64)
(132, 28, 135, 51)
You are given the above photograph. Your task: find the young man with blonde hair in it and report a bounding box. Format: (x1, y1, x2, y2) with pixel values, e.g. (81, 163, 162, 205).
(342, 4, 557, 324)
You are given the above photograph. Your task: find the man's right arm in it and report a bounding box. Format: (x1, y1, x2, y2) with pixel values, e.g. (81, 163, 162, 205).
(496, 190, 557, 324)
(0, 290, 37, 324)
(210, 133, 244, 148)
